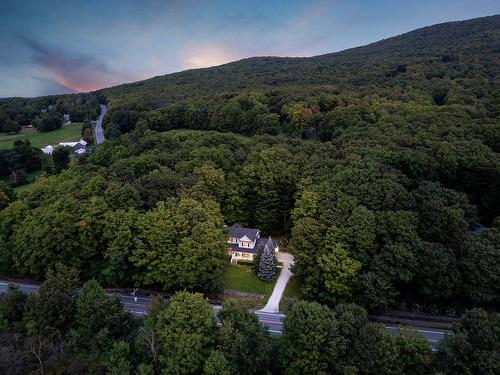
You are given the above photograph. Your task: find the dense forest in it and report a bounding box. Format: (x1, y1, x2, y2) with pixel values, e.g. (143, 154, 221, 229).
(0, 14, 499, 374)
(1, 129, 498, 313)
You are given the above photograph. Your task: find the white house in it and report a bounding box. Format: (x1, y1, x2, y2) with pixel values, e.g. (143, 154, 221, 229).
(59, 138, 88, 154)
(41, 145, 54, 155)
(226, 223, 279, 262)
(58, 138, 87, 148)
(41, 139, 88, 156)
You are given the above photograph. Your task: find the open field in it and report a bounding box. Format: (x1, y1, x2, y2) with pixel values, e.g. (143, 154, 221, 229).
(163, 128, 251, 141)
(12, 170, 45, 195)
(0, 123, 83, 150)
(14, 181, 38, 195)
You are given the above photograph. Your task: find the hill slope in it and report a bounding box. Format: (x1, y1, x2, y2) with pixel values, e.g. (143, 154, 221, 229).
(101, 15, 500, 108)
(96, 15, 499, 226)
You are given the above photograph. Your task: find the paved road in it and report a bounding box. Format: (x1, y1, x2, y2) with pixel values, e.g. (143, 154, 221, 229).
(94, 104, 107, 144)
(0, 280, 446, 345)
(259, 252, 294, 313)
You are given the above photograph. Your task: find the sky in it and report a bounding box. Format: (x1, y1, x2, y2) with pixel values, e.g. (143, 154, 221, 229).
(1, 0, 499, 97)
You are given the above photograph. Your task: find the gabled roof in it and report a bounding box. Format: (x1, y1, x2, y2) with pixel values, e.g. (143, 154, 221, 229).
(41, 145, 54, 154)
(228, 223, 260, 243)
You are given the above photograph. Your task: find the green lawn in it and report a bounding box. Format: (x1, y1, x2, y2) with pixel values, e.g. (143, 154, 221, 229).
(282, 276, 302, 298)
(0, 123, 83, 150)
(12, 170, 45, 195)
(224, 264, 276, 298)
(163, 128, 250, 141)
(14, 181, 37, 195)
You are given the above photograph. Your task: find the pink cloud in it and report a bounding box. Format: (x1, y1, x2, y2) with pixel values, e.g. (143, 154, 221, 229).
(20, 36, 134, 93)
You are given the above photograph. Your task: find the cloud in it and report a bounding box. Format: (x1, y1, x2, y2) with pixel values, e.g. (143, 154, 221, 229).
(18, 36, 132, 92)
(183, 45, 238, 69)
(209, 12, 279, 33)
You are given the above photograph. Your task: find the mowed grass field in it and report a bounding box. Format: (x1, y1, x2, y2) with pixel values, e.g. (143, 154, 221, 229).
(0, 123, 83, 150)
(224, 264, 277, 298)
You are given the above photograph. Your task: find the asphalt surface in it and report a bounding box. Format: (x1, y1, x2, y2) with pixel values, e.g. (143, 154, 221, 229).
(94, 104, 107, 144)
(0, 280, 446, 345)
(259, 252, 294, 313)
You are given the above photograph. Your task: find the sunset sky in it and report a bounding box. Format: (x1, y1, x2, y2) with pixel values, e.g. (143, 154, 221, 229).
(1, 0, 499, 97)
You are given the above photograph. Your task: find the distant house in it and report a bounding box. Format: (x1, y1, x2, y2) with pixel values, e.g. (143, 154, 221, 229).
(63, 114, 71, 123)
(41, 145, 54, 155)
(41, 138, 88, 156)
(226, 223, 279, 262)
(59, 138, 87, 155)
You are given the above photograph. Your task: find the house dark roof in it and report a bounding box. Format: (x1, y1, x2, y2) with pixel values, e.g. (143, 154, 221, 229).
(228, 223, 260, 243)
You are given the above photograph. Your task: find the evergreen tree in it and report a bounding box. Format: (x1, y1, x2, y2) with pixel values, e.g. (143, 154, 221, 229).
(252, 242, 264, 275)
(258, 240, 277, 282)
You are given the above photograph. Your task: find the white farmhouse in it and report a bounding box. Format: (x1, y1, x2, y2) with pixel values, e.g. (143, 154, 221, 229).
(226, 223, 279, 262)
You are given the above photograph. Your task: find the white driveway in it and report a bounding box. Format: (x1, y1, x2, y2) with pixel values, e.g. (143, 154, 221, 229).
(259, 252, 294, 313)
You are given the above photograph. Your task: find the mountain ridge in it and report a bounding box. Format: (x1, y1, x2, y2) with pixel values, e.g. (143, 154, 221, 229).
(99, 14, 499, 108)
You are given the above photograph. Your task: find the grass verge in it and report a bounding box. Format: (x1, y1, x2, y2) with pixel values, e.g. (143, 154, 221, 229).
(282, 276, 302, 298)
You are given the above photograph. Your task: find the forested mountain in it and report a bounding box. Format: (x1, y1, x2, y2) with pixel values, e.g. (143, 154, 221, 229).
(102, 15, 499, 110)
(97, 15, 500, 222)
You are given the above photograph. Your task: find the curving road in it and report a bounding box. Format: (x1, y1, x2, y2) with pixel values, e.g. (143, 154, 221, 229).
(94, 104, 107, 144)
(0, 280, 446, 345)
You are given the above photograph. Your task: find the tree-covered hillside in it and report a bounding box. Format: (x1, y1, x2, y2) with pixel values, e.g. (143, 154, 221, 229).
(1, 14, 500, 375)
(1, 15, 499, 313)
(95, 16, 500, 223)
(101, 15, 499, 111)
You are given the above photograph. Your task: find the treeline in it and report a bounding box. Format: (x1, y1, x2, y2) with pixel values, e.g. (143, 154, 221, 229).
(0, 140, 42, 186)
(0, 136, 90, 189)
(0, 189, 228, 291)
(0, 92, 103, 134)
(1, 130, 498, 313)
(1, 266, 498, 374)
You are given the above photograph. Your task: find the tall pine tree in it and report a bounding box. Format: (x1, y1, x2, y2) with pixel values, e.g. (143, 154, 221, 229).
(258, 240, 277, 282)
(253, 242, 264, 275)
